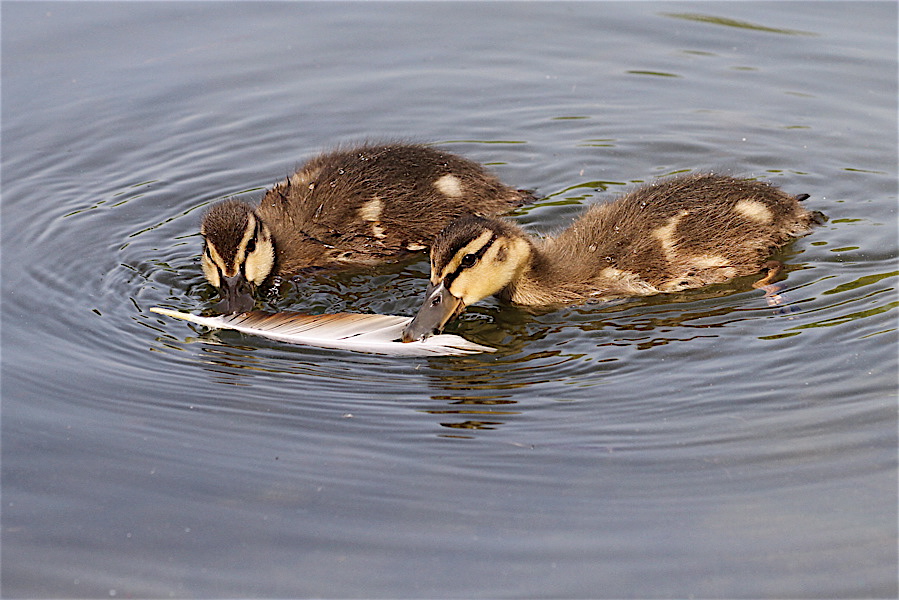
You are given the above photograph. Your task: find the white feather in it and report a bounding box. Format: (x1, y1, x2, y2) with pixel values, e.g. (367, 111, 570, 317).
(150, 308, 494, 356)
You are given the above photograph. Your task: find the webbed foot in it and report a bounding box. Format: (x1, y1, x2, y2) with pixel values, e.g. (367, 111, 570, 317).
(753, 261, 793, 314)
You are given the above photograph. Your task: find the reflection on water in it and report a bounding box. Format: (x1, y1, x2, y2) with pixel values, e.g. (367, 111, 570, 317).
(144, 245, 897, 442)
(660, 12, 818, 36)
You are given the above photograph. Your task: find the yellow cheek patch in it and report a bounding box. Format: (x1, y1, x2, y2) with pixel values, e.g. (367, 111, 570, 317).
(243, 233, 274, 286)
(203, 242, 230, 280)
(447, 270, 491, 304)
(236, 214, 258, 266)
(446, 237, 531, 305)
(201, 253, 221, 288)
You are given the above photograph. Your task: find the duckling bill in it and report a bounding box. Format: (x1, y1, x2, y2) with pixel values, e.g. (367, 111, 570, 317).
(403, 173, 822, 342)
(200, 143, 532, 313)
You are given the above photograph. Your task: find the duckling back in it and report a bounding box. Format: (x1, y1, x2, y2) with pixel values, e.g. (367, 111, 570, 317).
(403, 173, 822, 340)
(257, 143, 531, 275)
(539, 173, 820, 300)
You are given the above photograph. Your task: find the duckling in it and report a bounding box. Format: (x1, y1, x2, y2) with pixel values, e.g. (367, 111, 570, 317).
(403, 173, 821, 341)
(200, 143, 532, 313)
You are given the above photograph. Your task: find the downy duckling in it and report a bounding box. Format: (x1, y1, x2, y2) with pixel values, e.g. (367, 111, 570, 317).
(403, 173, 821, 342)
(201, 143, 532, 313)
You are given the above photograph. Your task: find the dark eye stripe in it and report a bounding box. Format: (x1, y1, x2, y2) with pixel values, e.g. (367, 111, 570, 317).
(242, 216, 261, 257)
(443, 233, 496, 288)
(247, 217, 260, 247)
(472, 234, 496, 261)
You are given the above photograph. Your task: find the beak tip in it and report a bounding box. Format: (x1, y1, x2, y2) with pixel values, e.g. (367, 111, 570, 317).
(214, 274, 256, 314)
(404, 280, 466, 342)
(400, 324, 430, 343)
(213, 297, 254, 315)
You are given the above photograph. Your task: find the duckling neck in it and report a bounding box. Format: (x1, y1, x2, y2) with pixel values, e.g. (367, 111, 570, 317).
(499, 242, 587, 306)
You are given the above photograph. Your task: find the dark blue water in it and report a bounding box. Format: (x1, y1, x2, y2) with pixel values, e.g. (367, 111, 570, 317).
(2, 2, 896, 597)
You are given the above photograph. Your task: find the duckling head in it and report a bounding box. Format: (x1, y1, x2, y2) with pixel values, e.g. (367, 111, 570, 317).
(402, 215, 531, 342)
(200, 200, 275, 313)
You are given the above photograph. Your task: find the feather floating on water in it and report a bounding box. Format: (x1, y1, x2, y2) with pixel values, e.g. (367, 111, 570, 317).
(150, 308, 494, 356)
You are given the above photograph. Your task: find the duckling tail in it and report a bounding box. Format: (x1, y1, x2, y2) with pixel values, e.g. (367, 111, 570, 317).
(793, 192, 828, 226)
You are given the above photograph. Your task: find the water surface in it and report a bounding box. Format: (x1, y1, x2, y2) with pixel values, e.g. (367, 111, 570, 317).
(2, 2, 896, 597)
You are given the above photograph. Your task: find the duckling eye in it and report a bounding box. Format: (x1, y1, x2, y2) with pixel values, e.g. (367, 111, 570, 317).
(460, 253, 477, 268)
(246, 238, 257, 254)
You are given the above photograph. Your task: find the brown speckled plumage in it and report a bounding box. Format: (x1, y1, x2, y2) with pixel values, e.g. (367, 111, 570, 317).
(200, 143, 532, 313)
(404, 173, 823, 341)
(497, 172, 822, 305)
(202, 143, 531, 279)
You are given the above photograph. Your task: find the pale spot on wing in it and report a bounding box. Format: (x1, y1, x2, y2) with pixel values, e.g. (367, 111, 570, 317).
(289, 166, 320, 188)
(358, 197, 383, 222)
(734, 199, 774, 224)
(597, 267, 659, 295)
(652, 210, 688, 260)
(719, 266, 738, 279)
(434, 174, 464, 199)
(691, 254, 729, 268)
(357, 197, 387, 238)
(406, 242, 427, 251)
